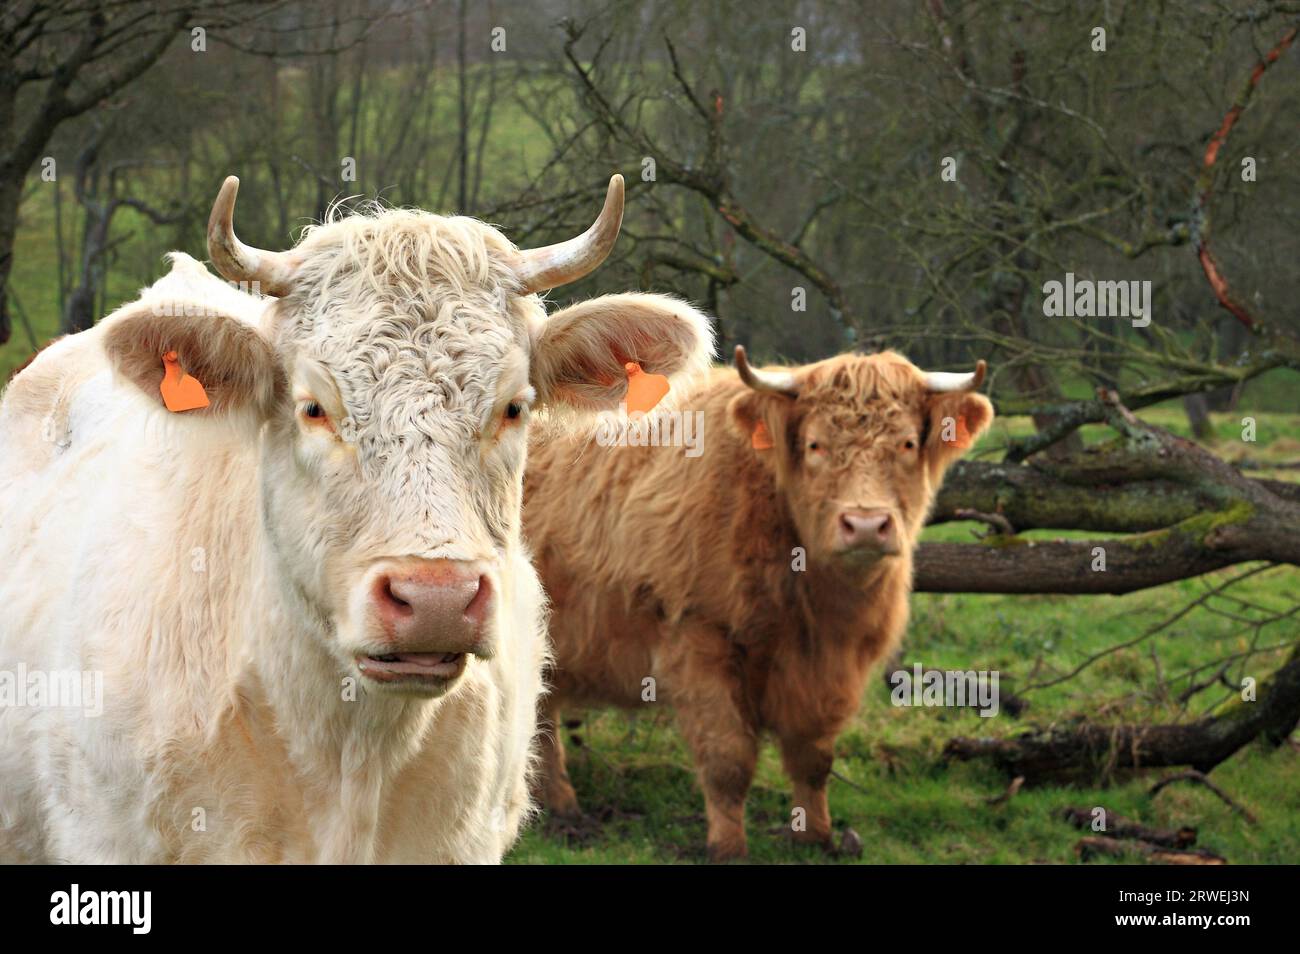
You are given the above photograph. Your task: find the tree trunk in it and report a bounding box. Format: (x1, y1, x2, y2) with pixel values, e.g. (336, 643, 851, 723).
(0, 173, 21, 346)
(917, 394, 1300, 594)
(456, 0, 469, 213)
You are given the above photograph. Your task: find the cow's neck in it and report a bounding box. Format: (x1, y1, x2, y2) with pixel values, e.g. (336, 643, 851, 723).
(735, 465, 912, 647)
(230, 508, 439, 863)
(797, 553, 911, 636)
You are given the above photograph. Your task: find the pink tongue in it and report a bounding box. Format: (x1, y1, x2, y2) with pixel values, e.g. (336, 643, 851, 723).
(393, 652, 458, 667)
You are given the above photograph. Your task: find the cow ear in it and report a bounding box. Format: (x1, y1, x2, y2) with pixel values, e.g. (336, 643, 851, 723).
(102, 301, 285, 419)
(531, 293, 714, 410)
(924, 391, 994, 475)
(728, 390, 793, 464)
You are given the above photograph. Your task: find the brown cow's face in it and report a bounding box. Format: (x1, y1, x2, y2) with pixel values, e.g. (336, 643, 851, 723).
(792, 397, 931, 565)
(731, 352, 992, 573)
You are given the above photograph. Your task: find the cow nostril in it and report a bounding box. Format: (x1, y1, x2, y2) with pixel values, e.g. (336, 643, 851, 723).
(377, 575, 413, 614)
(838, 510, 894, 549)
(464, 575, 492, 626)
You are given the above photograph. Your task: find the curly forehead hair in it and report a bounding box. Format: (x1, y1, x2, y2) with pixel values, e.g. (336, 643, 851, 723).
(797, 351, 928, 430)
(297, 203, 525, 303)
(264, 206, 538, 468)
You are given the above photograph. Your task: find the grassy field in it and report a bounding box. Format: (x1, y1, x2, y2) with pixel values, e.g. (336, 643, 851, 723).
(508, 402, 1300, 865)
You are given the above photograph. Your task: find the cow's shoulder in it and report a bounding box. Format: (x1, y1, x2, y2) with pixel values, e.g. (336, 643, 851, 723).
(2, 255, 269, 483)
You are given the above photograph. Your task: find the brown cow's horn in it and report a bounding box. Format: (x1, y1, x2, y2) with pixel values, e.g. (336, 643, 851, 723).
(923, 359, 986, 392)
(735, 345, 799, 396)
(207, 176, 300, 297)
(516, 175, 624, 294)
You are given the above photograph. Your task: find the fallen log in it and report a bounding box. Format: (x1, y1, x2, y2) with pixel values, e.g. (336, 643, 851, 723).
(916, 391, 1300, 594)
(1075, 835, 1226, 865)
(944, 644, 1300, 782)
(1060, 807, 1197, 849)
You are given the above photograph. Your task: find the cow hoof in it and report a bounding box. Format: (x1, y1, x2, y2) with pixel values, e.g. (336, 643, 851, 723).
(836, 827, 864, 858)
(540, 781, 582, 820)
(706, 841, 749, 863)
(790, 828, 834, 850)
(547, 798, 582, 820)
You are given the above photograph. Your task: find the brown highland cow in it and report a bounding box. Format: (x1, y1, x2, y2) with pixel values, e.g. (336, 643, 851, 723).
(524, 345, 993, 860)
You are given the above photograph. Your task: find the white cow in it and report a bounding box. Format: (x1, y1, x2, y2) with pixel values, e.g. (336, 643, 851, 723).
(0, 176, 713, 863)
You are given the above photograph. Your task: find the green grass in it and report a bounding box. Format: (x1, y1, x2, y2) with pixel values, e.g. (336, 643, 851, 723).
(509, 578, 1299, 864)
(508, 565, 1299, 864)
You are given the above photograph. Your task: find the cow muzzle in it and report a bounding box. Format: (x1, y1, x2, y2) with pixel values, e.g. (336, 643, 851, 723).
(835, 507, 902, 558)
(357, 557, 497, 691)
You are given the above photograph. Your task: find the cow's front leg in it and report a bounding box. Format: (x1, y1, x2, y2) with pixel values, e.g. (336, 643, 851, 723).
(778, 733, 836, 850)
(676, 701, 758, 861)
(662, 633, 757, 862)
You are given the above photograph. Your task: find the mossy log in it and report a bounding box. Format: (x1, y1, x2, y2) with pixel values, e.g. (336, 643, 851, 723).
(915, 392, 1300, 593)
(943, 646, 1300, 782)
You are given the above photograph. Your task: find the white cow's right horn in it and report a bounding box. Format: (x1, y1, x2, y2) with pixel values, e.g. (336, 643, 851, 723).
(207, 176, 301, 298)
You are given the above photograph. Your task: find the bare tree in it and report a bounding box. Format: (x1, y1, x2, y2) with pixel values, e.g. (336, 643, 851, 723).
(0, 1, 201, 344)
(62, 123, 182, 334)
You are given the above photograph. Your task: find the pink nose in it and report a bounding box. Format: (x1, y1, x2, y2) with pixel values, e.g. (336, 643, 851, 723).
(838, 509, 899, 553)
(370, 559, 494, 654)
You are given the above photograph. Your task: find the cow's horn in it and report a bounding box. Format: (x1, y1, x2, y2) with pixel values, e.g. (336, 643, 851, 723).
(207, 176, 300, 298)
(924, 359, 986, 393)
(735, 345, 799, 396)
(516, 175, 624, 294)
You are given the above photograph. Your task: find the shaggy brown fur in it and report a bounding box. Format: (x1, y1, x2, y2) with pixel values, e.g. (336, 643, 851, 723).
(524, 350, 993, 860)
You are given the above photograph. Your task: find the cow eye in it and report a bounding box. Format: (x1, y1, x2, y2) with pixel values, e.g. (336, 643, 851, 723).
(303, 402, 327, 421)
(903, 438, 916, 451)
(505, 402, 523, 421)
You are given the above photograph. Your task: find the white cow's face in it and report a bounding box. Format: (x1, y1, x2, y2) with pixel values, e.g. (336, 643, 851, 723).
(261, 214, 541, 696)
(103, 177, 713, 699)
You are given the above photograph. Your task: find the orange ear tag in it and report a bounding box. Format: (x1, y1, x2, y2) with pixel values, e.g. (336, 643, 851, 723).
(624, 361, 669, 415)
(751, 419, 775, 450)
(953, 414, 972, 449)
(160, 351, 210, 412)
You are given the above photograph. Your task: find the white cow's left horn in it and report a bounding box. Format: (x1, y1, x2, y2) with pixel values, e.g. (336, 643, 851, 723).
(516, 175, 624, 294)
(207, 176, 301, 298)
(923, 360, 987, 392)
